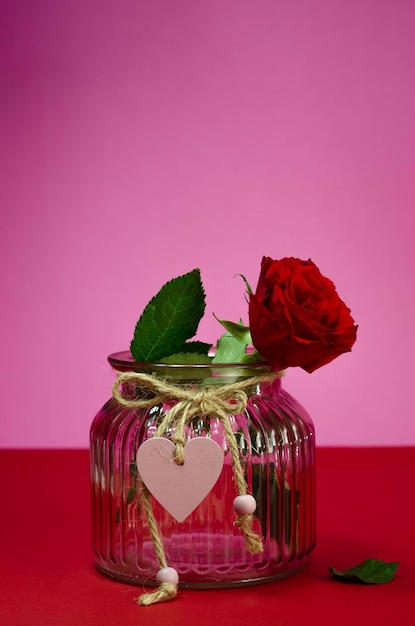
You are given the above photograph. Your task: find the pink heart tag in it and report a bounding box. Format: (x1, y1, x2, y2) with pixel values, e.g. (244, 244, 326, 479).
(136, 437, 224, 523)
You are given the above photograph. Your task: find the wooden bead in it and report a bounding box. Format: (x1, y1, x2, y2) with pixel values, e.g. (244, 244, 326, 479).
(156, 567, 179, 586)
(233, 494, 257, 515)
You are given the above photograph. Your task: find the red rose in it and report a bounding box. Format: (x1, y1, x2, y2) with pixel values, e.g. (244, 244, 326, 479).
(249, 257, 358, 373)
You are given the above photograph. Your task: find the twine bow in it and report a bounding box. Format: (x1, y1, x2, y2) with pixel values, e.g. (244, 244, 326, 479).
(112, 370, 279, 605)
(113, 372, 251, 465)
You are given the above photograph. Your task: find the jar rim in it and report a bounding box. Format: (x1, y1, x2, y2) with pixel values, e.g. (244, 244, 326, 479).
(108, 350, 276, 379)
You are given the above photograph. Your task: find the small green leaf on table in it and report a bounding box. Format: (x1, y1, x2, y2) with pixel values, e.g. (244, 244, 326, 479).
(329, 559, 400, 584)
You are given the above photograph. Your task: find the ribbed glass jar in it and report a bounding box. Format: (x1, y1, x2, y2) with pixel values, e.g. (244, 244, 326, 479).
(90, 351, 316, 588)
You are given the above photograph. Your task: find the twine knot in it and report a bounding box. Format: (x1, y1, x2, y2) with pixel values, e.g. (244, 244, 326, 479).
(137, 583, 177, 606)
(189, 387, 248, 417)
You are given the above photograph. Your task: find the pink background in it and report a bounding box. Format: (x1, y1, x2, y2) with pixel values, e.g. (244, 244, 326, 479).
(1, 0, 414, 448)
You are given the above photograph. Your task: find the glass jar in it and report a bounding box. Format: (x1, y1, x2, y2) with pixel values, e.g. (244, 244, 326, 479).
(90, 351, 315, 588)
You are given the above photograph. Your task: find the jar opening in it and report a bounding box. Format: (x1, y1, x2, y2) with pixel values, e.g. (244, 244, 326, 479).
(108, 350, 278, 383)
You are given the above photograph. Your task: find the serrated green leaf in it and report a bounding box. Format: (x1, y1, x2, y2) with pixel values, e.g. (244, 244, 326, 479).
(329, 559, 400, 584)
(212, 332, 248, 363)
(130, 269, 206, 362)
(176, 341, 212, 355)
(213, 315, 252, 344)
(161, 352, 212, 364)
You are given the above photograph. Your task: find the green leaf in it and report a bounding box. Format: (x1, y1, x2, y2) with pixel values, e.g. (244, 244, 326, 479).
(241, 350, 266, 363)
(161, 352, 212, 364)
(129, 461, 138, 478)
(213, 315, 252, 344)
(212, 331, 248, 363)
(329, 559, 400, 584)
(126, 486, 135, 505)
(130, 269, 206, 362)
(176, 341, 211, 355)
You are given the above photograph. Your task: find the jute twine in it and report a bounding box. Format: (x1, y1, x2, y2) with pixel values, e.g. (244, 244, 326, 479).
(112, 370, 280, 606)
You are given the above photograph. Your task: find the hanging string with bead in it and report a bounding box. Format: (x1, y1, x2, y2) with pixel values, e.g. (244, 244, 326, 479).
(113, 371, 280, 606)
(138, 483, 179, 605)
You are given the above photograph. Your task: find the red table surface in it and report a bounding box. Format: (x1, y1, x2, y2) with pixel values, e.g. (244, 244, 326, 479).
(0, 448, 414, 626)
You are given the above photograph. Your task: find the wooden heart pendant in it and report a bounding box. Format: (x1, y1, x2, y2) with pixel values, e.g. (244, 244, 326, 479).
(136, 437, 224, 523)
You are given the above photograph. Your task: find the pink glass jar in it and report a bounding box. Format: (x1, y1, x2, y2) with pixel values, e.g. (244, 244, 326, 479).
(90, 352, 315, 588)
